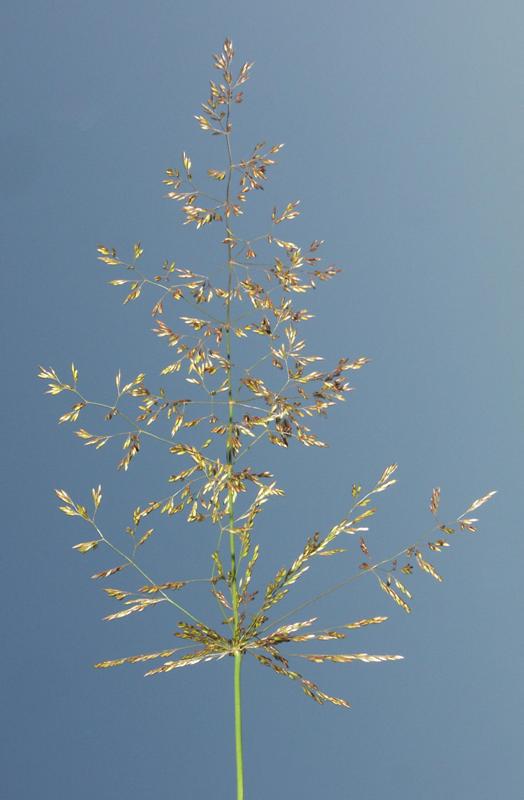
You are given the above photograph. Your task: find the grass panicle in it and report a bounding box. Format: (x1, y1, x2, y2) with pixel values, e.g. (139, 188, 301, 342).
(40, 39, 496, 800)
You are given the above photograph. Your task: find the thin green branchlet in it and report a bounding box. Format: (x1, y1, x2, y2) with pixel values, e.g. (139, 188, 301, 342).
(39, 39, 496, 800)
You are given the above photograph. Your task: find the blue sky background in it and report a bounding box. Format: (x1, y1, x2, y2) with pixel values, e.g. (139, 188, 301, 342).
(2, 2, 523, 798)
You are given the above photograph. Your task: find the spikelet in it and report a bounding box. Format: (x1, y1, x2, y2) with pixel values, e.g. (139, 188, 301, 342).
(416, 551, 443, 582)
(345, 617, 388, 629)
(379, 579, 411, 614)
(94, 648, 180, 669)
(300, 653, 404, 664)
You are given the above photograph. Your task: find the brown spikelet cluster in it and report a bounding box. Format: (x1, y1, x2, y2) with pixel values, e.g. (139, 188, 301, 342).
(40, 38, 496, 722)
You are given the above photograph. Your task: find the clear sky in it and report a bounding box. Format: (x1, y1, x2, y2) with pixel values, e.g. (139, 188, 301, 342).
(2, 2, 523, 798)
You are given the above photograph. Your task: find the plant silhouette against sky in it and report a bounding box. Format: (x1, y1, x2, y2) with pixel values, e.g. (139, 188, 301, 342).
(39, 39, 495, 800)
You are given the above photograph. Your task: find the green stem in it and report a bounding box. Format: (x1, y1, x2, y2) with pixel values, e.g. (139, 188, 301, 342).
(234, 651, 244, 800)
(224, 84, 245, 799)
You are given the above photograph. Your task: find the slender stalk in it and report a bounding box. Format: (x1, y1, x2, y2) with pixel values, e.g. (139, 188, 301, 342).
(89, 520, 205, 624)
(234, 651, 244, 800)
(224, 85, 245, 799)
